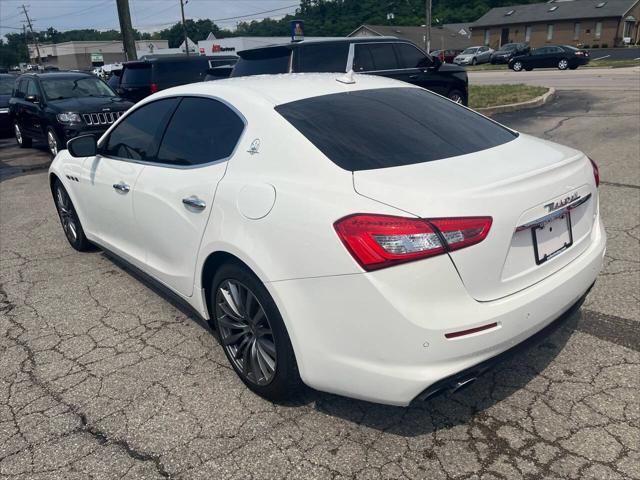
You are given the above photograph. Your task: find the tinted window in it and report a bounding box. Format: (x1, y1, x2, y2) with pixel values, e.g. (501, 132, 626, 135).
(104, 98, 179, 161)
(232, 47, 291, 77)
(26, 79, 38, 97)
(154, 60, 208, 85)
(299, 43, 349, 72)
(0, 77, 14, 95)
(368, 43, 398, 70)
(15, 79, 26, 98)
(353, 45, 375, 72)
(121, 65, 152, 85)
(395, 43, 429, 69)
(532, 48, 547, 55)
(156, 97, 244, 166)
(276, 88, 517, 171)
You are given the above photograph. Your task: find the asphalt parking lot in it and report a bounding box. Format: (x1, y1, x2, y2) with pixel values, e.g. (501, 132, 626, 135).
(1, 84, 639, 479)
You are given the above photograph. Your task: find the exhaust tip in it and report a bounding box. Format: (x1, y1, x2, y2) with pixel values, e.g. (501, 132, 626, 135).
(451, 376, 477, 394)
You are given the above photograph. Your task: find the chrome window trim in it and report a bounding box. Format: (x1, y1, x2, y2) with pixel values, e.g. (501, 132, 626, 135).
(98, 94, 248, 170)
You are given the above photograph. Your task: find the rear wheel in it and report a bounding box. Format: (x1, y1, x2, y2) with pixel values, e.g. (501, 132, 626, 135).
(512, 61, 523, 72)
(14, 123, 32, 148)
(558, 58, 569, 70)
(211, 262, 302, 401)
(569, 65, 578, 70)
(53, 180, 91, 251)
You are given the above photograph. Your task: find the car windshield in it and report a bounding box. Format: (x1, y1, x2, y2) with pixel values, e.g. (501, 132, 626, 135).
(499, 44, 516, 51)
(0, 77, 14, 95)
(276, 87, 517, 171)
(41, 76, 116, 100)
(462, 48, 479, 54)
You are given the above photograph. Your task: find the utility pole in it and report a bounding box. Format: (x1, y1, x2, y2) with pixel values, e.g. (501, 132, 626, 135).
(425, 0, 432, 53)
(21, 4, 41, 64)
(116, 0, 137, 61)
(180, 0, 189, 56)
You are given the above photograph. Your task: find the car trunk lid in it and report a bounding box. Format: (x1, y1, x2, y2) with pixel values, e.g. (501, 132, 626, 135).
(353, 134, 598, 301)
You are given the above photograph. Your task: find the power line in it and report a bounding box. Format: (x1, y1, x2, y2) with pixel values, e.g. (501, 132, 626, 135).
(21, 4, 41, 63)
(32, 0, 113, 22)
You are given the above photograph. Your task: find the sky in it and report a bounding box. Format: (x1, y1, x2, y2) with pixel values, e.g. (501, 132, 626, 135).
(0, 0, 300, 38)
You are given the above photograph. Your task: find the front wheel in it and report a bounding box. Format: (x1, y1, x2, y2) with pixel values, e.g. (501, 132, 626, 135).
(14, 123, 32, 148)
(471, 58, 477, 66)
(211, 262, 302, 402)
(53, 180, 91, 251)
(47, 128, 61, 157)
(447, 89, 465, 105)
(558, 58, 569, 70)
(512, 61, 523, 72)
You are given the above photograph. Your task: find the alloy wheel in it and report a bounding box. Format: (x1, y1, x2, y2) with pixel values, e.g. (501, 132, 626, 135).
(449, 93, 463, 104)
(513, 61, 523, 71)
(215, 280, 277, 386)
(48, 131, 58, 156)
(15, 124, 22, 145)
(55, 186, 78, 243)
(558, 59, 568, 70)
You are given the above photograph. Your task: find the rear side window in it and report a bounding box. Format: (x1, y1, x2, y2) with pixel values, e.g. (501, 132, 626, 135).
(104, 98, 179, 160)
(156, 97, 244, 166)
(298, 43, 349, 72)
(276, 88, 517, 171)
(121, 65, 152, 85)
(353, 45, 375, 72)
(232, 47, 291, 77)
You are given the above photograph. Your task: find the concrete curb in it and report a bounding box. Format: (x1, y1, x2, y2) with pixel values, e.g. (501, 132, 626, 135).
(475, 87, 556, 116)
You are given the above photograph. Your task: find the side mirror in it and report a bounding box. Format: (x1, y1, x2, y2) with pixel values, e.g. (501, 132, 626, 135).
(67, 135, 97, 157)
(25, 94, 39, 103)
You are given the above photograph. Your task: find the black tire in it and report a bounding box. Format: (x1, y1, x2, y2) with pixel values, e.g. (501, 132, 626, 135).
(46, 127, 61, 157)
(211, 262, 302, 402)
(53, 180, 91, 251)
(569, 65, 578, 70)
(525, 67, 533, 71)
(447, 89, 465, 105)
(14, 123, 32, 148)
(471, 58, 477, 66)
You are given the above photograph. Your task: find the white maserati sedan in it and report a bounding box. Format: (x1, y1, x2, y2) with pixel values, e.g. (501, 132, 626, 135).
(49, 73, 605, 406)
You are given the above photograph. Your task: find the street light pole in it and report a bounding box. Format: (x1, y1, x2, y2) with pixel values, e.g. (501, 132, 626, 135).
(425, 0, 432, 53)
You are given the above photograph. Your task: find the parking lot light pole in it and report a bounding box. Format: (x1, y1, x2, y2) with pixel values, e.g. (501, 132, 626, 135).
(425, 0, 432, 53)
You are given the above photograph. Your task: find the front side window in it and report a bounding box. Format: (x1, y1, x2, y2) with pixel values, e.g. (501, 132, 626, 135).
(103, 98, 179, 161)
(395, 43, 430, 68)
(41, 76, 115, 100)
(367, 43, 399, 70)
(276, 88, 517, 171)
(26, 79, 39, 97)
(155, 97, 245, 166)
(299, 43, 349, 73)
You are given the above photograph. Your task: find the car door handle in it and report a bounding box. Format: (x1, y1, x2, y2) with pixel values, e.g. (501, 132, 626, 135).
(182, 196, 206, 210)
(113, 182, 130, 193)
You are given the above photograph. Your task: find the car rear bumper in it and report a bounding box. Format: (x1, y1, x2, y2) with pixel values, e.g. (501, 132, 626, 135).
(267, 215, 605, 406)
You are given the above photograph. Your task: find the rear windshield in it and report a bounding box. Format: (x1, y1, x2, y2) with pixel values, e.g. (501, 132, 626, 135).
(121, 65, 152, 85)
(231, 47, 291, 77)
(154, 60, 208, 85)
(276, 88, 517, 171)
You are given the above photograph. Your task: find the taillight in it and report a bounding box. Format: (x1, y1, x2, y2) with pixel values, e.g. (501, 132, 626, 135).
(334, 214, 492, 271)
(150, 83, 158, 93)
(589, 157, 600, 187)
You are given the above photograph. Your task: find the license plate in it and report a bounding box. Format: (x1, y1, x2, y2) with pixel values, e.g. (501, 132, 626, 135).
(531, 212, 573, 265)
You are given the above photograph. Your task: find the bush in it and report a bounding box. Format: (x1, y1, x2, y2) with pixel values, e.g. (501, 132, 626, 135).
(602, 43, 608, 48)
(592, 44, 599, 48)
(583, 44, 590, 49)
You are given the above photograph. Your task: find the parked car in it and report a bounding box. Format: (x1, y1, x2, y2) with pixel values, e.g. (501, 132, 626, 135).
(509, 45, 590, 71)
(490, 43, 530, 64)
(9, 72, 133, 156)
(431, 49, 463, 64)
(0, 74, 16, 135)
(117, 55, 237, 102)
(49, 74, 604, 406)
(231, 38, 469, 105)
(453, 46, 494, 66)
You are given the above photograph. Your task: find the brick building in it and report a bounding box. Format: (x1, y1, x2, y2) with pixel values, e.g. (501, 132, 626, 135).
(470, 0, 640, 49)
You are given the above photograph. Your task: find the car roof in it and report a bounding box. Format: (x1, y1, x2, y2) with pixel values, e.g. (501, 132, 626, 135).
(125, 55, 225, 66)
(149, 72, 413, 109)
(17, 72, 93, 80)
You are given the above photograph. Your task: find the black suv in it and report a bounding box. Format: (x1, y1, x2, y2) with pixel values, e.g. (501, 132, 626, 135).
(118, 55, 237, 102)
(0, 74, 16, 135)
(490, 43, 530, 64)
(9, 72, 133, 156)
(231, 38, 469, 105)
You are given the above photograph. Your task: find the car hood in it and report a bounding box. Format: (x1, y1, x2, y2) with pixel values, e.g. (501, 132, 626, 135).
(46, 96, 133, 113)
(438, 63, 466, 74)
